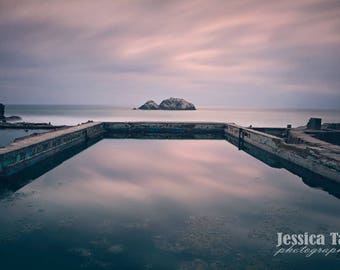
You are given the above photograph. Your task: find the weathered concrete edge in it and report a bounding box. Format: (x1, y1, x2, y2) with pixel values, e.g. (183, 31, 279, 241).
(225, 123, 340, 183)
(0, 121, 227, 176)
(0, 121, 339, 183)
(0, 122, 104, 175)
(103, 121, 227, 134)
(0, 122, 103, 154)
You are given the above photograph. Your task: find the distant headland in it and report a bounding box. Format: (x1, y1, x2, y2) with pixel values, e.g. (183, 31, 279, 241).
(136, 97, 196, 110)
(0, 103, 21, 122)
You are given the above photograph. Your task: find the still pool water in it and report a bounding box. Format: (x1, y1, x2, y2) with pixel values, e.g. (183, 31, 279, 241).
(0, 139, 339, 269)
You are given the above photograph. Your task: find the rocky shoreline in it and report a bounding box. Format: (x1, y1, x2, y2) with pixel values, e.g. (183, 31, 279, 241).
(0, 103, 21, 122)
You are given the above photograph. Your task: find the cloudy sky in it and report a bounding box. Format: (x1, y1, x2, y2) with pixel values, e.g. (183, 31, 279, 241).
(0, 0, 339, 108)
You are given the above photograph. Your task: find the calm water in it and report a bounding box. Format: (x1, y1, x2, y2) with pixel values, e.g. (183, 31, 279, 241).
(0, 105, 340, 269)
(5, 104, 340, 126)
(0, 140, 340, 269)
(4, 105, 339, 147)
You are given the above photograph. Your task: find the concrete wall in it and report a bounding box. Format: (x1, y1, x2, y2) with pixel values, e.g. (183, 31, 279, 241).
(225, 123, 340, 182)
(0, 122, 226, 177)
(1, 121, 338, 183)
(252, 127, 287, 138)
(104, 122, 226, 135)
(0, 122, 104, 176)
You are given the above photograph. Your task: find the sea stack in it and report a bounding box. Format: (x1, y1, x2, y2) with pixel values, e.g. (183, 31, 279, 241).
(137, 98, 196, 110)
(0, 103, 4, 119)
(159, 97, 196, 110)
(138, 100, 159, 110)
(0, 103, 22, 122)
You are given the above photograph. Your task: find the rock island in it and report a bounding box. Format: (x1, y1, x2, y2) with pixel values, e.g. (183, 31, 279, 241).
(137, 97, 196, 110)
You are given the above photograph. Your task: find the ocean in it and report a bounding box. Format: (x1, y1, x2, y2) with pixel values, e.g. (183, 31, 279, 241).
(0, 105, 340, 269)
(5, 104, 340, 126)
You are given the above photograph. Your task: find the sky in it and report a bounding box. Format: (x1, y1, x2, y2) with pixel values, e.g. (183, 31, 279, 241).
(0, 0, 339, 108)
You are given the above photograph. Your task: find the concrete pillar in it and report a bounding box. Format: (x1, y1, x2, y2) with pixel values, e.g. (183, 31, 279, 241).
(286, 124, 292, 138)
(307, 118, 321, 130)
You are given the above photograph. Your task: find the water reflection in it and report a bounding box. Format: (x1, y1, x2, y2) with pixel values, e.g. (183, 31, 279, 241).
(0, 140, 340, 269)
(1, 135, 339, 200)
(0, 139, 100, 199)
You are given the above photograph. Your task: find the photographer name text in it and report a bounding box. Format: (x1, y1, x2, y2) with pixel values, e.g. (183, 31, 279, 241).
(274, 232, 340, 257)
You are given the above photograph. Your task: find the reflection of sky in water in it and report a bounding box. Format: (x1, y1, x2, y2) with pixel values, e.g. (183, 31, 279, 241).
(0, 140, 339, 269)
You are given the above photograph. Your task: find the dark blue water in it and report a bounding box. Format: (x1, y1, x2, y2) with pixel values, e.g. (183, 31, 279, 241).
(0, 139, 339, 269)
